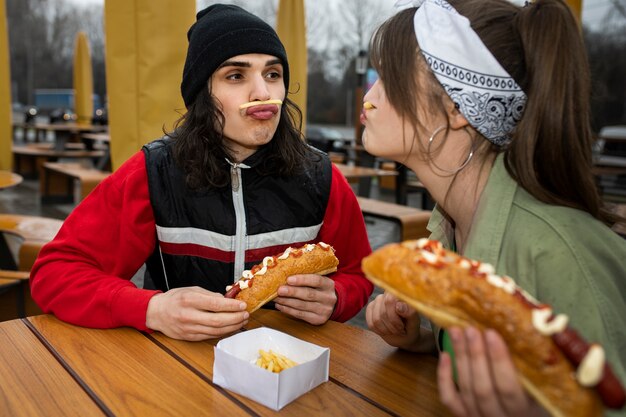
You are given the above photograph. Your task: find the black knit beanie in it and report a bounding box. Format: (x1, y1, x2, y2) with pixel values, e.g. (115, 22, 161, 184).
(181, 4, 290, 108)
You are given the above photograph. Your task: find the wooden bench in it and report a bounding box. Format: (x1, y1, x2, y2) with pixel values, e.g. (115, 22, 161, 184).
(13, 144, 107, 179)
(0, 214, 63, 271)
(357, 196, 431, 241)
(0, 270, 35, 321)
(608, 203, 626, 238)
(41, 162, 111, 204)
(0, 215, 63, 320)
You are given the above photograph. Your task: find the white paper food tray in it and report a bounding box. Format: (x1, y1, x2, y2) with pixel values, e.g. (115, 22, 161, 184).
(213, 327, 330, 410)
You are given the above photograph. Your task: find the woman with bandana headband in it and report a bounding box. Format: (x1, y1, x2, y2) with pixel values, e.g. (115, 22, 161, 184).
(30, 4, 373, 341)
(364, 0, 626, 416)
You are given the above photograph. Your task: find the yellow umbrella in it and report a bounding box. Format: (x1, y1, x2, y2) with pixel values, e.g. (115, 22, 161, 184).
(104, 0, 195, 170)
(566, 0, 582, 21)
(73, 31, 94, 126)
(0, 0, 12, 170)
(276, 0, 308, 133)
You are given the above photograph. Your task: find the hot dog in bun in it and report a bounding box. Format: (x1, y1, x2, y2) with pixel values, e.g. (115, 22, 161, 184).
(225, 242, 339, 313)
(361, 239, 625, 417)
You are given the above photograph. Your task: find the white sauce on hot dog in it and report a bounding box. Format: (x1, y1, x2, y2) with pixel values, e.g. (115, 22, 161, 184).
(234, 242, 333, 284)
(278, 247, 293, 260)
(532, 307, 569, 336)
(486, 274, 516, 294)
(254, 256, 276, 276)
(420, 250, 438, 265)
(576, 344, 606, 387)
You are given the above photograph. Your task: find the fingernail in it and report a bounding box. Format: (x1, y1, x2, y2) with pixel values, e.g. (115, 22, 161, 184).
(485, 329, 498, 344)
(277, 287, 287, 296)
(465, 327, 478, 341)
(239, 302, 246, 310)
(243, 312, 249, 320)
(287, 276, 296, 284)
(449, 327, 461, 342)
(396, 302, 407, 314)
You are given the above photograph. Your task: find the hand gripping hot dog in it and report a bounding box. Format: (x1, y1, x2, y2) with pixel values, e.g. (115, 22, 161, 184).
(224, 242, 339, 313)
(361, 239, 625, 417)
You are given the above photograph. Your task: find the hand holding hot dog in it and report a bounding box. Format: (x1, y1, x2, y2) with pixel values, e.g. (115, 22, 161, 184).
(438, 327, 549, 417)
(274, 274, 337, 325)
(146, 286, 249, 341)
(366, 292, 435, 353)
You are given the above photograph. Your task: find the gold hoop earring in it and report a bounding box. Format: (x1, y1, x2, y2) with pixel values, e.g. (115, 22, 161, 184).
(427, 125, 474, 175)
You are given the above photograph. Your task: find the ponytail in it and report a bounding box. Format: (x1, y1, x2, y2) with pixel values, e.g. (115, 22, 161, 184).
(451, 0, 617, 225)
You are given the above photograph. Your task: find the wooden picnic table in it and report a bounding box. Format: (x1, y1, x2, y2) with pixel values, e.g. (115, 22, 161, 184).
(81, 132, 111, 142)
(14, 122, 107, 151)
(0, 170, 23, 190)
(0, 310, 451, 416)
(40, 162, 111, 204)
(333, 162, 398, 180)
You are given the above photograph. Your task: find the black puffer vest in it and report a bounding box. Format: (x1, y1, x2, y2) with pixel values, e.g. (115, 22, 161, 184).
(142, 138, 332, 293)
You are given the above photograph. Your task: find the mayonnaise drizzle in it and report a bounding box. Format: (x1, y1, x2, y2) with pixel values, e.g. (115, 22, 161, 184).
(532, 308, 569, 336)
(486, 274, 516, 294)
(278, 247, 293, 260)
(254, 256, 276, 276)
(576, 344, 606, 387)
(235, 242, 332, 284)
(420, 250, 438, 265)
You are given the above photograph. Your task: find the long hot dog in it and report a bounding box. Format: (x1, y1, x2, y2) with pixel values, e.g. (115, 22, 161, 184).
(224, 242, 339, 313)
(361, 239, 625, 417)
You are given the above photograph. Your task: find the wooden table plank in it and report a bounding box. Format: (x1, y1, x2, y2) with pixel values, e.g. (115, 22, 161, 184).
(0, 319, 102, 417)
(27, 315, 251, 417)
(250, 310, 451, 417)
(333, 162, 397, 179)
(0, 170, 23, 189)
(0, 277, 20, 288)
(81, 132, 110, 142)
(151, 330, 390, 417)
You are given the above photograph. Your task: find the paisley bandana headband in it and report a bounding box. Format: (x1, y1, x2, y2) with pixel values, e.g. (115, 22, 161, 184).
(395, 0, 527, 146)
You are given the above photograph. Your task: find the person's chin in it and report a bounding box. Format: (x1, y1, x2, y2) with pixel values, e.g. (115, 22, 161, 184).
(252, 125, 276, 142)
(362, 131, 374, 153)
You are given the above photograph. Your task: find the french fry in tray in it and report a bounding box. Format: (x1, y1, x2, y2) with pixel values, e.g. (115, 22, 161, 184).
(255, 349, 298, 373)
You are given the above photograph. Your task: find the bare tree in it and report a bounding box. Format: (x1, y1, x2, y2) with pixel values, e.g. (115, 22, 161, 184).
(7, 0, 105, 105)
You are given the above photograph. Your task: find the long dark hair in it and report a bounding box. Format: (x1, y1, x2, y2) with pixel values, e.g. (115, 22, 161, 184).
(169, 85, 315, 189)
(371, 0, 618, 225)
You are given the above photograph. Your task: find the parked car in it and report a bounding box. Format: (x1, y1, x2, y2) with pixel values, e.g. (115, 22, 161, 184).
(598, 125, 626, 157)
(92, 107, 108, 125)
(49, 108, 77, 124)
(305, 126, 345, 153)
(23, 105, 38, 124)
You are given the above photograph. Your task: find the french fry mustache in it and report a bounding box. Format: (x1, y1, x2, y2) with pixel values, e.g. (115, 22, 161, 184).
(239, 99, 283, 110)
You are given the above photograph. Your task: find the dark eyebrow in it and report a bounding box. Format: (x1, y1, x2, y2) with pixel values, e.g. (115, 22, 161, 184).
(218, 60, 250, 69)
(266, 59, 282, 67)
(218, 58, 283, 69)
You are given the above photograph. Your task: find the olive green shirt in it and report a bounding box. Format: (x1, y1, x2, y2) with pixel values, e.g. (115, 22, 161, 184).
(428, 155, 626, 416)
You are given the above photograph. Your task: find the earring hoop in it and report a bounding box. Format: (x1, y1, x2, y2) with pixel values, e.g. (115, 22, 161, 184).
(427, 125, 474, 175)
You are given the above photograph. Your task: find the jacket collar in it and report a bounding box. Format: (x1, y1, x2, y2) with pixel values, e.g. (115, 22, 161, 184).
(427, 154, 518, 265)
(225, 145, 271, 169)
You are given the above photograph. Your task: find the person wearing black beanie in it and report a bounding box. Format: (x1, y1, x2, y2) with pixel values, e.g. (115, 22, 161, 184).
(181, 4, 289, 109)
(30, 4, 374, 342)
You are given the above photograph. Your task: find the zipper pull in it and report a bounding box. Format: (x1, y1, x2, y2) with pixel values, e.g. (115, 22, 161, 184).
(231, 164, 239, 192)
